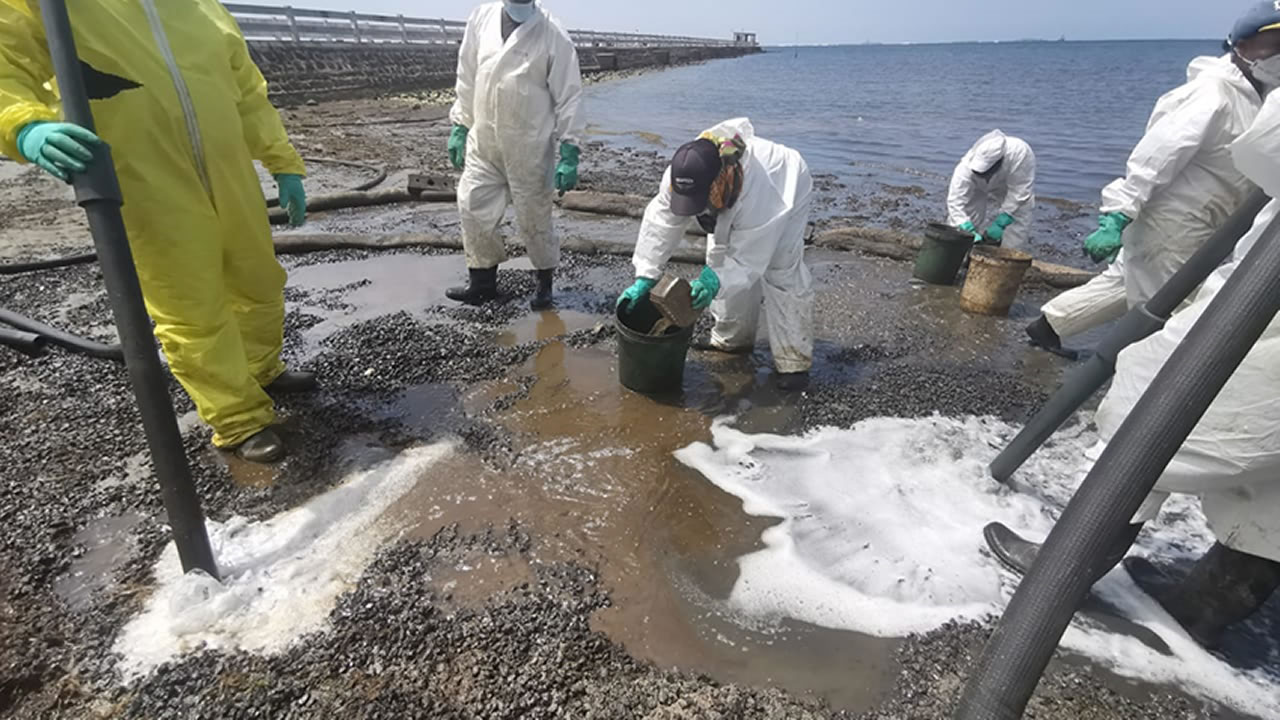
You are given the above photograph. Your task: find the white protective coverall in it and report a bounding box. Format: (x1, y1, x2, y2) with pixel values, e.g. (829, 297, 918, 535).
(450, 1, 585, 270)
(1092, 88, 1280, 563)
(633, 118, 815, 374)
(1042, 55, 1262, 339)
(946, 130, 1036, 250)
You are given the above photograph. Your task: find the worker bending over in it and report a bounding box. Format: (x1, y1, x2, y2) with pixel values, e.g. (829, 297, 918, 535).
(620, 118, 815, 392)
(447, 0, 585, 310)
(0, 0, 315, 463)
(946, 130, 1036, 250)
(1027, 3, 1280, 356)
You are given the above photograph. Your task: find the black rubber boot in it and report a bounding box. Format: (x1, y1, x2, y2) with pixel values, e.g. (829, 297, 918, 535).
(530, 269, 554, 310)
(446, 267, 499, 306)
(776, 371, 810, 392)
(984, 521, 1143, 584)
(232, 428, 287, 464)
(265, 370, 318, 394)
(1124, 544, 1280, 649)
(1025, 315, 1078, 361)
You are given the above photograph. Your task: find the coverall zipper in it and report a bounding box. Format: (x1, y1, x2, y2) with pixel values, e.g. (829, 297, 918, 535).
(139, 0, 213, 195)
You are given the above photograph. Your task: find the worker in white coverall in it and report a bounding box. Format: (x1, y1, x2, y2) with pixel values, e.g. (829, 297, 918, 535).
(618, 119, 815, 392)
(446, 0, 585, 310)
(1026, 8, 1280, 357)
(946, 130, 1036, 250)
(984, 76, 1280, 649)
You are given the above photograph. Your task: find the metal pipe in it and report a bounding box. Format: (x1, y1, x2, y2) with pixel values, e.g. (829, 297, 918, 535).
(38, 0, 217, 579)
(957, 210, 1280, 719)
(991, 188, 1270, 483)
(0, 327, 47, 358)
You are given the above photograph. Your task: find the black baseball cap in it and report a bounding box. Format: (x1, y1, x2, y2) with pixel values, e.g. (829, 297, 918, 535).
(669, 138, 721, 217)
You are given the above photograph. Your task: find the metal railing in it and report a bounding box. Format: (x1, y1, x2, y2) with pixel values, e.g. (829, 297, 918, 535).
(224, 3, 751, 48)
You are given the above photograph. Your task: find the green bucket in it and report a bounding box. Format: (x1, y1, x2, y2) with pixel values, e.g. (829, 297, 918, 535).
(913, 222, 974, 286)
(615, 300, 694, 395)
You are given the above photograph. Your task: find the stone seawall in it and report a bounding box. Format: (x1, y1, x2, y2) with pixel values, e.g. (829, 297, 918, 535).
(248, 42, 760, 104)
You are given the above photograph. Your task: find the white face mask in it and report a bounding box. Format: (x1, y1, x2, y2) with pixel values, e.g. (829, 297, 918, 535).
(504, 0, 536, 23)
(1239, 50, 1280, 90)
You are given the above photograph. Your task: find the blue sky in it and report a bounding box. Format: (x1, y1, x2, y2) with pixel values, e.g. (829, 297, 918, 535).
(251, 0, 1249, 45)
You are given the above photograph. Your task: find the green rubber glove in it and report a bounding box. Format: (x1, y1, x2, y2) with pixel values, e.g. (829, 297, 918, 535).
(555, 142, 580, 196)
(275, 174, 307, 227)
(690, 266, 721, 310)
(617, 277, 657, 313)
(983, 212, 1016, 245)
(448, 124, 469, 170)
(17, 121, 100, 182)
(1084, 212, 1132, 264)
(958, 220, 984, 245)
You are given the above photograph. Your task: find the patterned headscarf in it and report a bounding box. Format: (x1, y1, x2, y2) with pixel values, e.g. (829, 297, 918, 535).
(699, 131, 748, 212)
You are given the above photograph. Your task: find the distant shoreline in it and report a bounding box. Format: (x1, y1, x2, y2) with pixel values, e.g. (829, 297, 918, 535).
(770, 38, 1219, 49)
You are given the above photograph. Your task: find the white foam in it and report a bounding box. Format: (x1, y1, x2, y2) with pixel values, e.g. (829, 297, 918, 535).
(679, 416, 1280, 717)
(114, 442, 455, 679)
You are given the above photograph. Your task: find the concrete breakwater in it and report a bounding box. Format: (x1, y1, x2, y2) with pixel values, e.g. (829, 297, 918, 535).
(249, 42, 759, 103)
(230, 4, 760, 103)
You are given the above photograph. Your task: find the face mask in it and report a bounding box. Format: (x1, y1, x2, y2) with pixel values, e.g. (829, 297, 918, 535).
(504, 0, 536, 23)
(1239, 50, 1280, 89)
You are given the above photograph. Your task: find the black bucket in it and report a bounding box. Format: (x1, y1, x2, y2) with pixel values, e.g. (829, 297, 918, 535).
(914, 222, 975, 285)
(615, 300, 694, 395)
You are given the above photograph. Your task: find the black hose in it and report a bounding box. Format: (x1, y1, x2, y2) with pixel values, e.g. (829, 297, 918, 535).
(2, 157, 388, 275)
(0, 327, 47, 358)
(957, 210, 1280, 719)
(264, 156, 388, 208)
(0, 308, 122, 361)
(991, 188, 1271, 483)
(0, 252, 98, 274)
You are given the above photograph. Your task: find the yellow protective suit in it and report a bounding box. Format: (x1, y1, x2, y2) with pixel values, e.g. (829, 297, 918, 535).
(0, 0, 305, 447)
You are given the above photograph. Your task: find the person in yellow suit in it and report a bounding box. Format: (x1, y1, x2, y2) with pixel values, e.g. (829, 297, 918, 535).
(0, 0, 315, 463)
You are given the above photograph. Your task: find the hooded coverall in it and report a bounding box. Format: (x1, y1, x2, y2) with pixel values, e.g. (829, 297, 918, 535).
(451, 1, 585, 271)
(633, 118, 815, 374)
(946, 129, 1037, 251)
(1041, 55, 1262, 339)
(0, 0, 305, 447)
(1094, 87, 1280, 563)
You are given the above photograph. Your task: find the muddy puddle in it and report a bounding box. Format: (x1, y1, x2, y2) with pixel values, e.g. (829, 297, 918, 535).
(55, 513, 145, 612)
(379, 308, 902, 712)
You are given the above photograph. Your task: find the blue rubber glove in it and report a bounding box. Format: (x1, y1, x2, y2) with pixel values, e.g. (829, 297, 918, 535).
(448, 125, 468, 170)
(958, 220, 984, 245)
(17, 121, 100, 182)
(555, 142, 580, 196)
(983, 212, 1016, 246)
(1084, 212, 1132, 264)
(275, 174, 307, 227)
(690, 266, 721, 310)
(617, 277, 657, 313)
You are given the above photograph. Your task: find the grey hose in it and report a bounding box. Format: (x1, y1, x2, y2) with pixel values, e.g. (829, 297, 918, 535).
(0, 327, 47, 357)
(0, 308, 122, 361)
(957, 210, 1280, 719)
(990, 188, 1271, 483)
(0, 252, 98, 274)
(1, 157, 390, 276)
(265, 156, 388, 208)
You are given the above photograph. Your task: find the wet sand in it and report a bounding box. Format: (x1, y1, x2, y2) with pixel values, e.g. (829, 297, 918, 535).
(0, 94, 1259, 719)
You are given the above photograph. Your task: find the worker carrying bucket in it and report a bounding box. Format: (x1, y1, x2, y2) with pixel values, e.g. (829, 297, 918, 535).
(618, 118, 815, 393)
